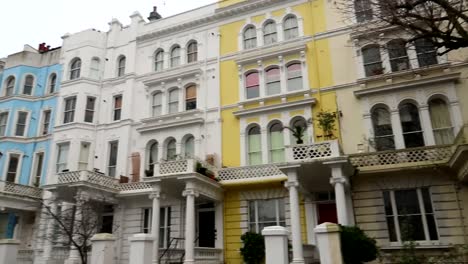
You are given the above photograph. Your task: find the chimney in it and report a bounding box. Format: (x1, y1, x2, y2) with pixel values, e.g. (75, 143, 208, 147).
(148, 6, 162, 21)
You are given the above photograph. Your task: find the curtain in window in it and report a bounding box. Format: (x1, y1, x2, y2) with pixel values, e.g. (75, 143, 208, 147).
(248, 126, 262, 165)
(284, 16, 299, 40)
(57, 144, 69, 173)
(246, 72, 260, 99)
(266, 68, 280, 95)
(263, 22, 277, 45)
(269, 123, 285, 163)
(371, 106, 395, 150)
(287, 63, 302, 91)
(429, 99, 454, 145)
(399, 103, 425, 148)
(185, 85, 197, 110)
(244, 27, 257, 49)
(167, 139, 177, 160)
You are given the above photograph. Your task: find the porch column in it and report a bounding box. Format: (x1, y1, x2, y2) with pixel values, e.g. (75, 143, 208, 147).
(419, 104, 436, 146)
(65, 197, 85, 264)
(182, 186, 199, 264)
(285, 169, 305, 264)
(391, 109, 405, 149)
(328, 162, 350, 226)
(150, 187, 161, 264)
(42, 193, 58, 260)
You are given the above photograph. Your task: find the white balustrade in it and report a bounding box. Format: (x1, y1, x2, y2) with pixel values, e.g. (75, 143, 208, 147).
(0, 181, 43, 199)
(350, 145, 453, 169)
(285, 140, 341, 162)
(218, 164, 284, 182)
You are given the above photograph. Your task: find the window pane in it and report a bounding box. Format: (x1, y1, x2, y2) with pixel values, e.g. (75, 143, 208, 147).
(429, 99, 454, 145)
(185, 137, 195, 158)
(23, 76, 33, 95)
(383, 191, 393, 215)
(0, 113, 8, 136)
(355, 0, 373, 22)
(258, 200, 277, 222)
(249, 201, 256, 224)
(388, 40, 410, 72)
(386, 216, 398, 242)
(395, 189, 420, 215)
(426, 214, 438, 240)
(415, 39, 438, 67)
(363, 45, 383, 77)
(398, 215, 425, 241)
(6, 156, 19, 182)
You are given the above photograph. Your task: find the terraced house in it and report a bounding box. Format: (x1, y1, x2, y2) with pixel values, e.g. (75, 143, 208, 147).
(1, 1, 468, 264)
(0, 44, 61, 246)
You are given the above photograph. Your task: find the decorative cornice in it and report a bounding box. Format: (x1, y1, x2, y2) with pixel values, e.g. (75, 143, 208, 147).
(0, 135, 52, 143)
(0, 93, 57, 103)
(233, 98, 316, 117)
(141, 65, 203, 87)
(137, 0, 287, 43)
(137, 110, 205, 133)
(61, 77, 101, 88)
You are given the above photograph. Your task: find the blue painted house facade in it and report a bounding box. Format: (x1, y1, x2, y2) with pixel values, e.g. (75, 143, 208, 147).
(0, 45, 61, 240)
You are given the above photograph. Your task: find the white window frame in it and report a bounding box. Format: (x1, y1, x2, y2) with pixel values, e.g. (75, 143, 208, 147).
(155, 50, 164, 72)
(41, 109, 51, 136)
(243, 26, 257, 50)
(4, 153, 22, 183)
(117, 56, 126, 77)
(31, 152, 45, 187)
(84, 96, 96, 123)
(248, 199, 285, 233)
(78, 142, 91, 171)
(263, 21, 277, 45)
(4, 76, 15, 96)
(14, 111, 29, 137)
(90, 58, 101, 80)
(48, 73, 57, 94)
(22, 74, 35, 96)
(113, 95, 123, 121)
(0, 111, 9, 137)
(108, 141, 119, 177)
(63, 96, 77, 124)
(70, 58, 81, 80)
(56, 143, 70, 173)
(187, 42, 198, 63)
(170, 46, 181, 67)
(283, 16, 299, 40)
(383, 188, 438, 244)
(152, 92, 162, 117)
(168, 89, 179, 114)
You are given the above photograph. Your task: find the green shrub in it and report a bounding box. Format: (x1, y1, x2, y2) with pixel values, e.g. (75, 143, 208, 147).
(240, 232, 265, 264)
(340, 225, 378, 264)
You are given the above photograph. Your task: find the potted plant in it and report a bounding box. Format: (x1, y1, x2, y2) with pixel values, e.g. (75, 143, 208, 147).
(283, 125, 307, 144)
(316, 110, 337, 140)
(196, 162, 208, 176)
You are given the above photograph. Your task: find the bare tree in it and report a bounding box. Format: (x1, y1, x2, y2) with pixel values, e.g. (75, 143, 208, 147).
(36, 194, 117, 264)
(337, 0, 468, 54)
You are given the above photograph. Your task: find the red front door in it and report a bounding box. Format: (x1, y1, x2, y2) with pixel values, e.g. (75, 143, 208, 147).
(317, 203, 338, 224)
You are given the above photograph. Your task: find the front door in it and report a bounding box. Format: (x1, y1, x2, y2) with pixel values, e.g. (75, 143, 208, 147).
(198, 210, 215, 248)
(317, 203, 338, 224)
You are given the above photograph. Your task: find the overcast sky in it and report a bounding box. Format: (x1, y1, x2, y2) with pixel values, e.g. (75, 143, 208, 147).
(0, 0, 217, 58)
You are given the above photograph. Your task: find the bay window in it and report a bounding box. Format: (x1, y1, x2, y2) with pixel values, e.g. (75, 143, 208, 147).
(15, 111, 28, 136)
(141, 207, 171, 248)
(184, 136, 195, 158)
(63, 97, 76, 124)
(5, 77, 15, 96)
(0, 112, 8, 136)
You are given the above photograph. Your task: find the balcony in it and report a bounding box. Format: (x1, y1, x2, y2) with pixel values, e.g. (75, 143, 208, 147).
(218, 164, 286, 184)
(349, 145, 453, 172)
(0, 181, 43, 200)
(148, 158, 217, 179)
(56, 170, 120, 192)
(159, 247, 223, 264)
(285, 140, 341, 162)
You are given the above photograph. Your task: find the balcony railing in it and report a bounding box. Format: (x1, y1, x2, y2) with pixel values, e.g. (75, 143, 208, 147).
(150, 158, 217, 177)
(218, 164, 285, 182)
(285, 140, 341, 162)
(57, 171, 120, 190)
(349, 145, 453, 171)
(0, 181, 43, 199)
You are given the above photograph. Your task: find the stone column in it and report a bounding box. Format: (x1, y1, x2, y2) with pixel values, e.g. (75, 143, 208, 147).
(150, 188, 161, 264)
(129, 234, 154, 264)
(65, 197, 85, 264)
(182, 186, 199, 264)
(419, 104, 436, 146)
(42, 193, 58, 261)
(314, 223, 343, 264)
(262, 226, 289, 264)
(90, 233, 116, 264)
(285, 169, 305, 264)
(0, 239, 20, 264)
(327, 161, 350, 226)
(391, 109, 405, 149)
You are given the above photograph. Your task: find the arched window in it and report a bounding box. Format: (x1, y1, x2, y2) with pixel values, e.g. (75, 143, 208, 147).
(399, 102, 425, 148)
(354, 0, 373, 22)
(185, 85, 197, 110)
(429, 98, 454, 145)
(371, 106, 395, 151)
(184, 136, 195, 158)
(168, 89, 179, 114)
(70, 58, 81, 80)
(166, 139, 177, 160)
(148, 141, 159, 172)
(187, 42, 198, 63)
(388, 39, 410, 72)
(243, 26, 257, 49)
(283, 16, 299, 40)
(90, 58, 100, 79)
(49, 74, 57, 93)
(287, 63, 303, 91)
(23, 75, 34, 95)
(170, 46, 181, 67)
(362, 45, 383, 77)
(266, 67, 280, 95)
(248, 125, 262, 165)
(269, 122, 285, 163)
(5, 76, 15, 96)
(152, 92, 162, 117)
(117, 56, 126, 77)
(415, 38, 438, 67)
(263, 21, 277, 45)
(245, 72, 260, 99)
(155, 50, 164, 71)
(290, 117, 308, 144)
